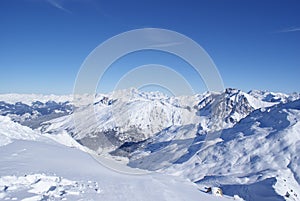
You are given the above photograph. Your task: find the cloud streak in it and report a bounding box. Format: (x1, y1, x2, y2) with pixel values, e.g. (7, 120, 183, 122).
(277, 27, 300, 33)
(46, 0, 71, 13)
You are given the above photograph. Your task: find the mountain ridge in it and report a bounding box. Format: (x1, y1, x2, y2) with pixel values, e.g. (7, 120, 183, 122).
(1, 88, 300, 200)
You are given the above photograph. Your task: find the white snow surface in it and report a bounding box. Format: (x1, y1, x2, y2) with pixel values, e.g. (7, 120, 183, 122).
(128, 99, 300, 201)
(0, 116, 43, 146)
(0, 117, 232, 201)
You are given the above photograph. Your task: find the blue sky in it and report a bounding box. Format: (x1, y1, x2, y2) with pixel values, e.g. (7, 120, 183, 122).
(0, 0, 299, 94)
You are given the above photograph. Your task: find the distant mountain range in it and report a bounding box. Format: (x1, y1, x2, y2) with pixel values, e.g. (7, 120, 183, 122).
(0, 89, 300, 201)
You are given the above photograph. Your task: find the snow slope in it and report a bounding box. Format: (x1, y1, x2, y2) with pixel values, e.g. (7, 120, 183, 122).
(0, 116, 233, 201)
(128, 100, 300, 201)
(0, 116, 44, 146)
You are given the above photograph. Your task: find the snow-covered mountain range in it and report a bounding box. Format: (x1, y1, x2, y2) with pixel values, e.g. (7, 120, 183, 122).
(0, 89, 299, 201)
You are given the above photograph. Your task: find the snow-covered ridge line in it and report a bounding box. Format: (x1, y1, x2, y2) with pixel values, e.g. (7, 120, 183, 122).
(0, 94, 73, 105)
(1, 88, 299, 105)
(9, 88, 296, 153)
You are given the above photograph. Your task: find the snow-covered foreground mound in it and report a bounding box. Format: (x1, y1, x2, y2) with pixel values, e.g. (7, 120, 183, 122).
(0, 173, 101, 200)
(0, 117, 233, 201)
(0, 116, 44, 146)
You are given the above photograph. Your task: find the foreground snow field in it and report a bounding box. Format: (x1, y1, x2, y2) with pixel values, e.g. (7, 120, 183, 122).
(0, 116, 234, 201)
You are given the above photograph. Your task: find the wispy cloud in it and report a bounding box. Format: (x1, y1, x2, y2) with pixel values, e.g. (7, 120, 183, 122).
(46, 0, 71, 13)
(276, 27, 300, 33)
